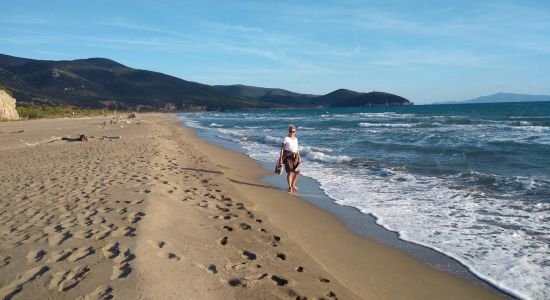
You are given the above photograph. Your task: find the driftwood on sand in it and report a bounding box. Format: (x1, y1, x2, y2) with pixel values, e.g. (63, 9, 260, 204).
(101, 136, 121, 140)
(62, 134, 88, 142)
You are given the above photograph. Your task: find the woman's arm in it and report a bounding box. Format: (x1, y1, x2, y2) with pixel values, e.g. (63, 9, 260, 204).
(278, 143, 284, 164)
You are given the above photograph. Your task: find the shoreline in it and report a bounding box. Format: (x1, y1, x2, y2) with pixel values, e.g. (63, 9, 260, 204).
(260, 172, 518, 299)
(177, 116, 505, 299)
(187, 119, 517, 298)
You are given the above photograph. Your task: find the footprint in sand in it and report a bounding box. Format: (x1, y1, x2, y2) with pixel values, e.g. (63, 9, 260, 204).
(132, 199, 145, 205)
(207, 264, 217, 274)
(76, 285, 113, 300)
(26, 249, 47, 263)
(47, 249, 73, 263)
(275, 253, 286, 261)
(218, 236, 228, 246)
(113, 248, 135, 265)
(43, 224, 64, 234)
(0, 255, 10, 267)
(215, 204, 229, 212)
(227, 278, 246, 287)
(128, 211, 145, 223)
(49, 265, 90, 291)
(198, 263, 218, 274)
(111, 263, 132, 279)
(91, 216, 106, 225)
(68, 246, 95, 263)
(158, 252, 181, 261)
(242, 272, 268, 285)
(246, 211, 256, 220)
(149, 240, 181, 261)
(239, 223, 252, 230)
(147, 239, 166, 249)
(242, 250, 257, 261)
(270, 275, 289, 286)
(112, 226, 136, 237)
(288, 289, 308, 300)
(0, 265, 49, 299)
(222, 225, 234, 232)
(102, 242, 121, 259)
(93, 228, 112, 240)
(48, 231, 72, 246)
(271, 235, 281, 247)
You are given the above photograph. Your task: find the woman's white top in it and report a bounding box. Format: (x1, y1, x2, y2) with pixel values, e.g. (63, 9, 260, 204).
(283, 136, 299, 153)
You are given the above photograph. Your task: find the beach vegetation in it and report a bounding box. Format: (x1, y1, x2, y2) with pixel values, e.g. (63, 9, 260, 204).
(16, 105, 114, 119)
(0, 86, 13, 97)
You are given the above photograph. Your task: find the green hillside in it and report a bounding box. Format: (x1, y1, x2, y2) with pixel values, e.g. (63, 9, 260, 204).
(0, 54, 412, 110)
(0, 54, 271, 110)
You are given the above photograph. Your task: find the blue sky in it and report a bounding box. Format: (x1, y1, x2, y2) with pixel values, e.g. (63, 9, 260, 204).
(1, 0, 549, 103)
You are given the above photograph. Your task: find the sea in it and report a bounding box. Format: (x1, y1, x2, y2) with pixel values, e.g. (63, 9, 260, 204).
(179, 101, 550, 300)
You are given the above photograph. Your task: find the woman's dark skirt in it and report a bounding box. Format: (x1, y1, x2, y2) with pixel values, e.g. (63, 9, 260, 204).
(283, 150, 300, 174)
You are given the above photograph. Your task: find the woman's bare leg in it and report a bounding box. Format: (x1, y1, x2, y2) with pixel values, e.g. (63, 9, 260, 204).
(287, 173, 293, 192)
(291, 173, 300, 191)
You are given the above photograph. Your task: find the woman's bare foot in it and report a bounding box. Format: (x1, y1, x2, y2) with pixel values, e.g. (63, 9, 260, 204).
(288, 187, 293, 193)
(292, 186, 299, 192)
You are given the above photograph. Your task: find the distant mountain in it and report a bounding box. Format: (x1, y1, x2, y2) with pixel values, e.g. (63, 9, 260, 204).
(0, 54, 270, 110)
(214, 84, 316, 106)
(313, 89, 411, 107)
(216, 86, 412, 107)
(433, 93, 550, 105)
(0, 53, 412, 110)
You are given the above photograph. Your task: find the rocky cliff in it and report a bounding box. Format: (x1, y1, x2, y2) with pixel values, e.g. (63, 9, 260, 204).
(0, 89, 20, 121)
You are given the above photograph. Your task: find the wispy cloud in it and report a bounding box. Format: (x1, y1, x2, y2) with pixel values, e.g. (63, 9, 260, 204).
(94, 17, 207, 42)
(95, 17, 170, 34)
(34, 50, 71, 57)
(0, 15, 50, 25)
(366, 48, 490, 68)
(199, 21, 360, 70)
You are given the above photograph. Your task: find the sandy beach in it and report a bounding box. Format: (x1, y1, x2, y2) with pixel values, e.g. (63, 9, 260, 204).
(0, 114, 503, 299)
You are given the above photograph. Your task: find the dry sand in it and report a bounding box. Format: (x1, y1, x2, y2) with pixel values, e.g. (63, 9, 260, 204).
(0, 114, 502, 299)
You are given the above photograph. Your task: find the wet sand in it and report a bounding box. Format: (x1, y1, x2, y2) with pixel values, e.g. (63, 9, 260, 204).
(0, 114, 502, 299)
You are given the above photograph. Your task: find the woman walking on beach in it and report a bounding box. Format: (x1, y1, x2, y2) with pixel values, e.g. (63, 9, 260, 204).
(278, 125, 301, 192)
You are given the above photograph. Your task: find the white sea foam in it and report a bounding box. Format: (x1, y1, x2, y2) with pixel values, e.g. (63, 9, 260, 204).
(180, 118, 207, 129)
(300, 146, 351, 163)
(209, 122, 223, 127)
(359, 122, 416, 128)
(358, 112, 417, 118)
(302, 165, 549, 300)
(264, 135, 280, 143)
(216, 128, 244, 136)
